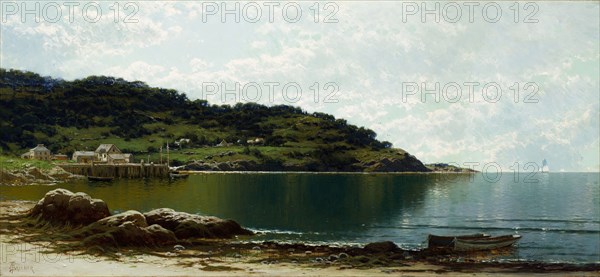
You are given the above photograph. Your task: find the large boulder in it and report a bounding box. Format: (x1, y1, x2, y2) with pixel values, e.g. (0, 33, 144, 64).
(29, 189, 110, 226)
(144, 208, 253, 239)
(83, 210, 148, 231)
(78, 211, 177, 247)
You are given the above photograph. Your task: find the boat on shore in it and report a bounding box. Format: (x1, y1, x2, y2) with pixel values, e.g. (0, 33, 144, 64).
(428, 234, 521, 251)
(87, 176, 114, 182)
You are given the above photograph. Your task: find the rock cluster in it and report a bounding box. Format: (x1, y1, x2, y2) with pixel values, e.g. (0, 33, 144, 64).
(29, 188, 110, 226)
(28, 189, 253, 248)
(0, 166, 82, 185)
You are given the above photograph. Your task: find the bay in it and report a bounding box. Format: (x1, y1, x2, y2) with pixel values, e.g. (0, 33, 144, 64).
(1, 172, 598, 263)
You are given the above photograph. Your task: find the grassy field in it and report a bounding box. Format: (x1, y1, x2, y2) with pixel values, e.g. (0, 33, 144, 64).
(0, 154, 56, 171)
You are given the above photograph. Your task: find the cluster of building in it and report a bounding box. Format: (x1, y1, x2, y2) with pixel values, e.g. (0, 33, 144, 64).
(21, 138, 265, 164)
(216, 137, 265, 147)
(72, 144, 132, 164)
(21, 144, 132, 164)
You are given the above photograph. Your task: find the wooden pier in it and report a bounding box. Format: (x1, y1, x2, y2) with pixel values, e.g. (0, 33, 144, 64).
(58, 163, 169, 178)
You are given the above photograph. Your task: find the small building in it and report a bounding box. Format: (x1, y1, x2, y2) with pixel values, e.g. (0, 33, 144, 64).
(53, 154, 68, 161)
(107, 153, 132, 164)
(21, 144, 52, 160)
(95, 144, 122, 162)
(72, 151, 96, 163)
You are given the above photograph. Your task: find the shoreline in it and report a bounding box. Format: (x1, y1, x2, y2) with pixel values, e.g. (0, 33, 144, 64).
(173, 170, 477, 175)
(1, 200, 599, 276)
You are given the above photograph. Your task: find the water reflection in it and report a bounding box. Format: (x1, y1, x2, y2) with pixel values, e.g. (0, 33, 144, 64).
(0, 173, 455, 234)
(1, 173, 597, 262)
(173, 174, 445, 233)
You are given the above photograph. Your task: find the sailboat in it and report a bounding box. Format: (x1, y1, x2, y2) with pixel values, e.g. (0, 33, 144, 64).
(541, 159, 549, 173)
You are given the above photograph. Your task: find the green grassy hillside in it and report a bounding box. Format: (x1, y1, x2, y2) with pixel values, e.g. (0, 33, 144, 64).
(0, 68, 429, 172)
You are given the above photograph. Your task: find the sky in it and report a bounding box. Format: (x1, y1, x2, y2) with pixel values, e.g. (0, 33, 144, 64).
(1, 1, 599, 172)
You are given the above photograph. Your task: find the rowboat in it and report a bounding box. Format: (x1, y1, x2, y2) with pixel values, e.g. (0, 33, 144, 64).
(428, 234, 521, 251)
(453, 235, 522, 251)
(87, 176, 114, 182)
(428, 233, 490, 248)
(169, 172, 189, 179)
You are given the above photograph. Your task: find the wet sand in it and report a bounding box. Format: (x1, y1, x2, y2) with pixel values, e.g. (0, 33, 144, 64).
(1, 200, 598, 276)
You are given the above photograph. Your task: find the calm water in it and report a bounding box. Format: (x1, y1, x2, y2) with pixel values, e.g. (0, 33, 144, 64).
(1, 172, 598, 263)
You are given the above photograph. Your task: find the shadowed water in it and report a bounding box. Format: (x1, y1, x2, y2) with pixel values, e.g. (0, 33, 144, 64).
(1, 172, 598, 263)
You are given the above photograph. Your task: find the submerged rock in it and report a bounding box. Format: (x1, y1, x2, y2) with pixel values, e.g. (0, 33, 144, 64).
(29, 189, 110, 226)
(144, 208, 253, 239)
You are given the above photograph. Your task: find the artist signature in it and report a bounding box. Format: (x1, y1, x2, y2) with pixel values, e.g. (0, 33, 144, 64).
(8, 261, 35, 274)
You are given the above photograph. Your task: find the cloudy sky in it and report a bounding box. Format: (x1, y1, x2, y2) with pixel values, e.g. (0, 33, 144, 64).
(1, 1, 598, 172)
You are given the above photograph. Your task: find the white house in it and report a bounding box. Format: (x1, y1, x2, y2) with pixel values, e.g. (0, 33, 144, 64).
(95, 144, 122, 162)
(21, 144, 52, 161)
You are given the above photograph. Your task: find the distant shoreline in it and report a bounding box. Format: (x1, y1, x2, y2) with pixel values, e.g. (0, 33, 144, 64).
(176, 170, 478, 175)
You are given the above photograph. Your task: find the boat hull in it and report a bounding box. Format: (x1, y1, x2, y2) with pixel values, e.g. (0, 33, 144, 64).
(169, 173, 189, 179)
(428, 233, 490, 248)
(453, 235, 522, 251)
(87, 176, 114, 182)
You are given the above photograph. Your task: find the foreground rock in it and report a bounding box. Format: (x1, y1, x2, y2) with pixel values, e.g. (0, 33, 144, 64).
(144, 208, 253, 239)
(28, 189, 110, 226)
(76, 210, 177, 247)
(27, 189, 252, 248)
